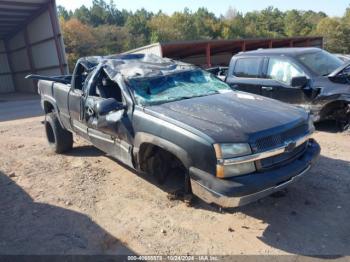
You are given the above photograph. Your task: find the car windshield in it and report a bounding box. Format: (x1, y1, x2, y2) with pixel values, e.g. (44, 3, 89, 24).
(296, 50, 344, 76)
(128, 69, 232, 106)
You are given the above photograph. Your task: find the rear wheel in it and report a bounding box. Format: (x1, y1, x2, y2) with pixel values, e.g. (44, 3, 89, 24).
(45, 113, 73, 153)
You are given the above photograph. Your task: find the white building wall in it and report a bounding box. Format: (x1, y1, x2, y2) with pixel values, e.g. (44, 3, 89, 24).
(123, 43, 163, 57)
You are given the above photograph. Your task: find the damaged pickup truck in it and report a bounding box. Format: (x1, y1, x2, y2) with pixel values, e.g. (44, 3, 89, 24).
(27, 54, 320, 208)
(226, 48, 350, 130)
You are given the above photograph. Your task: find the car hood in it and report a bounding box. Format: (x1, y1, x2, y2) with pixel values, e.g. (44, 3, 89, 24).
(314, 77, 350, 98)
(144, 91, 308, 143)
(328, 61, 350, 78)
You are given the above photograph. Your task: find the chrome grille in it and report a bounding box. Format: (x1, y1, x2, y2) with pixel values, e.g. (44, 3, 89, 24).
(258, 141, 308, 170)
(254, 124, 308, 153)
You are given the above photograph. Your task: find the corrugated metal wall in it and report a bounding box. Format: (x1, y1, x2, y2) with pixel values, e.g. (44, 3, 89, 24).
(0, 0, 68, 94)
(0, 40, 15, 93)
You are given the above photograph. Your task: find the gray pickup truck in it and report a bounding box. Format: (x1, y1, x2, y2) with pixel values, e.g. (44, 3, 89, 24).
(28, 54, 320, 208)
(225, 48, 350, 130)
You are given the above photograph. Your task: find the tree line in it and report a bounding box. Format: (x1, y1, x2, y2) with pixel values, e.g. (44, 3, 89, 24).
(58, 0, 350, 70)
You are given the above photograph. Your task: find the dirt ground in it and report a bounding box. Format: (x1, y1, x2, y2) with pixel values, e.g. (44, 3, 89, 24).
(0, 114, 349, 256)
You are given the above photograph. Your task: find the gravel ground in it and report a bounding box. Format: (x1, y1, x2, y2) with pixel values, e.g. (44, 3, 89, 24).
(0, 116, 349, 256)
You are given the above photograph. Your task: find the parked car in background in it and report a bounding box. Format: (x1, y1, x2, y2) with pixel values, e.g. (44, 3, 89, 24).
(206, 66, 228, 81)
(226, 48, 350, 130)
(27, 54, 320, 208)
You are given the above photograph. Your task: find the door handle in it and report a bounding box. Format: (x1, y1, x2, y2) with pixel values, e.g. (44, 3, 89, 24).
(262, 86, 274, 91)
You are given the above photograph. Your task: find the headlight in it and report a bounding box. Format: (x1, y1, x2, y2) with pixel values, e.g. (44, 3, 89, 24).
(214, 143, 252, 159)
(216, 162, 256, 178)
(214, 143, 255, 178)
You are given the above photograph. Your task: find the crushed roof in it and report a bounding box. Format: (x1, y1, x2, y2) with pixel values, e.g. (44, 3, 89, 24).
(77, 54, 195, 79)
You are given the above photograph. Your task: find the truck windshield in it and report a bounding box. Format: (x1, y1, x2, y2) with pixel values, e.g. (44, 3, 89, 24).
(128, 69, 231, 106)
(296, 50, 344, 76)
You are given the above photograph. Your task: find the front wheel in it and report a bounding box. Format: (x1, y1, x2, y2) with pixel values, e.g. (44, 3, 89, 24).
(45, 113, 73, 153)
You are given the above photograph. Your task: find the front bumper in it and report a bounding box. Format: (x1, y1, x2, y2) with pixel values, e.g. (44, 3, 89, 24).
(190, 139, 320, 208)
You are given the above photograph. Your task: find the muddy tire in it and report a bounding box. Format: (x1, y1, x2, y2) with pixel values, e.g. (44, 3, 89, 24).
(148, 152, 169, 184)
(45, 113, 73, 153)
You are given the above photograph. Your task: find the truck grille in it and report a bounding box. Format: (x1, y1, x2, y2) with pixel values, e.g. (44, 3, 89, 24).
(253, 124, 308, 153)
(258, 141, 308, 170)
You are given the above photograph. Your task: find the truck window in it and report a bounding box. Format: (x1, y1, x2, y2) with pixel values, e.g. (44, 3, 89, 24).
(91, 71, 123, 102)
(267, 58, 305, 86)
(233, 58, 263, 78)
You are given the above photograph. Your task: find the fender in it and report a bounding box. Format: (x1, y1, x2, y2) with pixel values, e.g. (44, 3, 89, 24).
(133, 132, 193, 169)
(40, 95, 69, 131)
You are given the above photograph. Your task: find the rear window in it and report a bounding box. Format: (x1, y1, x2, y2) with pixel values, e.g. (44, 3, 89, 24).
(233, 58, 263, 78)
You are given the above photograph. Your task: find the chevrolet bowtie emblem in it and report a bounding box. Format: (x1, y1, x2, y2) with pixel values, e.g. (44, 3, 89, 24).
(284, 140, 297, 152)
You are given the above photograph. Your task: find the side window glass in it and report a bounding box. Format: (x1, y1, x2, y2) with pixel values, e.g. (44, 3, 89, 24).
(233, 58, 263, 78)
(267, 58, 305, 85)
(91, 71, 123, 102)
(83, 71, 95, 93)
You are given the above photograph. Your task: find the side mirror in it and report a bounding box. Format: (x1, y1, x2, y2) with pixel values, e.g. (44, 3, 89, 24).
(95, 98, 125, 116)
(291, 76, 308, 88)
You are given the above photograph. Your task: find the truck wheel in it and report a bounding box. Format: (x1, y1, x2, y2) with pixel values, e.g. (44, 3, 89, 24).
(45, 113, 73, 153)
(148, 152, 168, 184)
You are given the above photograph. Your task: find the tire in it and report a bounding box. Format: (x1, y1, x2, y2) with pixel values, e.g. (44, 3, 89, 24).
(45, 112, 73, 153)
(148, 152, 169, 184)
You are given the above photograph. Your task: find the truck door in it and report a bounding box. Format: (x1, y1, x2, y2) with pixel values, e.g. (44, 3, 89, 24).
(260, 57, 309, 104)
(226, 57, 264, 95)
(84, 68, 133, 166)
(68, 63, 92, 140)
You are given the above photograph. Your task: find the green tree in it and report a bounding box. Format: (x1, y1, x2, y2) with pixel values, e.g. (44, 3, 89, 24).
(316, 17, 343, 53)
(93, 25, 132, 55)
(125, 8, 153, 45)
(284, 10, 310, 36)
(60, 18, 97, 70)
(57, 5, 71, 20)
(73, 5, 91, 25)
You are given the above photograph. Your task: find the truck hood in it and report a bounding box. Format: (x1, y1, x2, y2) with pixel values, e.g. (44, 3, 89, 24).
(144, 91, 308, 143)
(313, 76, 350, 99)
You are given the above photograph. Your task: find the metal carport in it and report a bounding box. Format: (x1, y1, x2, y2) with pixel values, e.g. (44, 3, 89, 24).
(124, 37, 324, 68)
(0, 0, 67, 93)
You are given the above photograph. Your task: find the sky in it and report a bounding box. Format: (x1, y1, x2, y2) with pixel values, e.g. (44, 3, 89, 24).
(56, 0, 349, 17)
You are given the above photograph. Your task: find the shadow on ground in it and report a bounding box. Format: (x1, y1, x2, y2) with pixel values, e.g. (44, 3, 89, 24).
(66, 145, 105, 158)
(315, 120, 343, 133)
(0, 171, 136, 255)
(205, 155, 350, 257)
(59, 144, 350, 257)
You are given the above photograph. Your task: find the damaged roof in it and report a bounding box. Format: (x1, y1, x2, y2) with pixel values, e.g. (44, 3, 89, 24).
(78, 53, 195, 80)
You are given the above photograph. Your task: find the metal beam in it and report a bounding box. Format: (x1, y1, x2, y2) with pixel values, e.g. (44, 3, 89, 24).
(24, 25, 37, 92)
(10, 64, 68, 75)
(4, 3, 48, 40)
(6, 35, 60, 53)
(48, 0, 65, 74)
(0, 1, 42, 7)
(0, 14, 29, 19)
(206, 43, 211, 67)
(0, 7, 34, 13)
(0, 19, 26, 24)
(241, 41, 246, 51)
(4, 40, 16, 92)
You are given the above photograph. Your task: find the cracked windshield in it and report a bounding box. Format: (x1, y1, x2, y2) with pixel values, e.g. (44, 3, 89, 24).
(129, 69, 231, 105)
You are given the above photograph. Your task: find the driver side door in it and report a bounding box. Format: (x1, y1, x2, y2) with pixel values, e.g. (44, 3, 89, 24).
(83, 68, 132, 165)
(260, 57, 309, 104)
